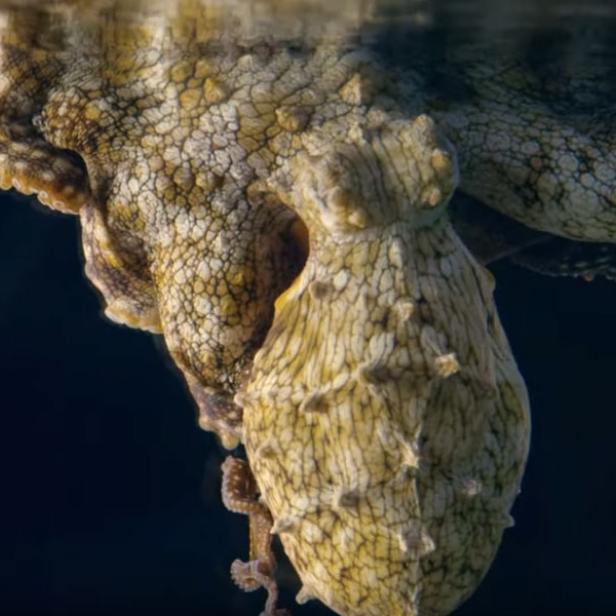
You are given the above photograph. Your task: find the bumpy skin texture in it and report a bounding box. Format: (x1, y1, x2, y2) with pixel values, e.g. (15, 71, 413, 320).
(0, 2, 612, 615)
(240, 115, 529, 615)
(435, 76, 616, 242)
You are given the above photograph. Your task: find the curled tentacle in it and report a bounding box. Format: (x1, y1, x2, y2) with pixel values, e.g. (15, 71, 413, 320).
(221, 456, 286, 616)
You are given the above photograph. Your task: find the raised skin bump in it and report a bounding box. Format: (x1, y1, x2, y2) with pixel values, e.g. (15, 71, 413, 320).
(220, 456, 287, 616)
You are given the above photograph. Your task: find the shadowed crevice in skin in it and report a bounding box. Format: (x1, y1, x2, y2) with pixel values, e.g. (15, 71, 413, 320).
(181, 209, 309, 448)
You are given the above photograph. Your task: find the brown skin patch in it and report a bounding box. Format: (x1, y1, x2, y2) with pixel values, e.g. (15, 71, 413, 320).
(221, 456, 288, 616)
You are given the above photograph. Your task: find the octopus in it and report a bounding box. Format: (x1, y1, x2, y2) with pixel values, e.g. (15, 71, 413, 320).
(0, 1, 614, 615)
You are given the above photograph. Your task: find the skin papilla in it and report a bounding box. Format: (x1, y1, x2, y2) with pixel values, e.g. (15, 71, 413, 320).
(1, 1, 613, 615)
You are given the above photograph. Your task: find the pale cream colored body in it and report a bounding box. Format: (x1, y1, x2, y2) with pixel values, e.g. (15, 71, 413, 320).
(241, 117, 530, 615)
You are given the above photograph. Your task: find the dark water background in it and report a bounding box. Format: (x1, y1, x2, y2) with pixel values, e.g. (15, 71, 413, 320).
(1, 2, 616, 615)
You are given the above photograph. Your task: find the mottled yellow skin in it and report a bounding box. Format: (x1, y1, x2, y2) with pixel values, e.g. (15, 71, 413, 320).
(1, 1, 351, 446)
(1, 1, 614, 615)
(240, 115, 529, 615)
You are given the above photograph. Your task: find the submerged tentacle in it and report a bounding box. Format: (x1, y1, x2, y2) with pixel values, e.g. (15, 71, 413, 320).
(0, 125, 89, 213)
(80, 203, 162, 332)
(430, 59, 616, 243)
(0, 12, 90, 213)
(221, 456, 285, 616)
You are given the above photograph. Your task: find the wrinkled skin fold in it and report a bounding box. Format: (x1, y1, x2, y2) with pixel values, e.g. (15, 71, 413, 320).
(3, 1, 615, 614)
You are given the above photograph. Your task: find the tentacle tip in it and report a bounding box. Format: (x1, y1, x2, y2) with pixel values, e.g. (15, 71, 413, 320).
(230, 559, 261, 592)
